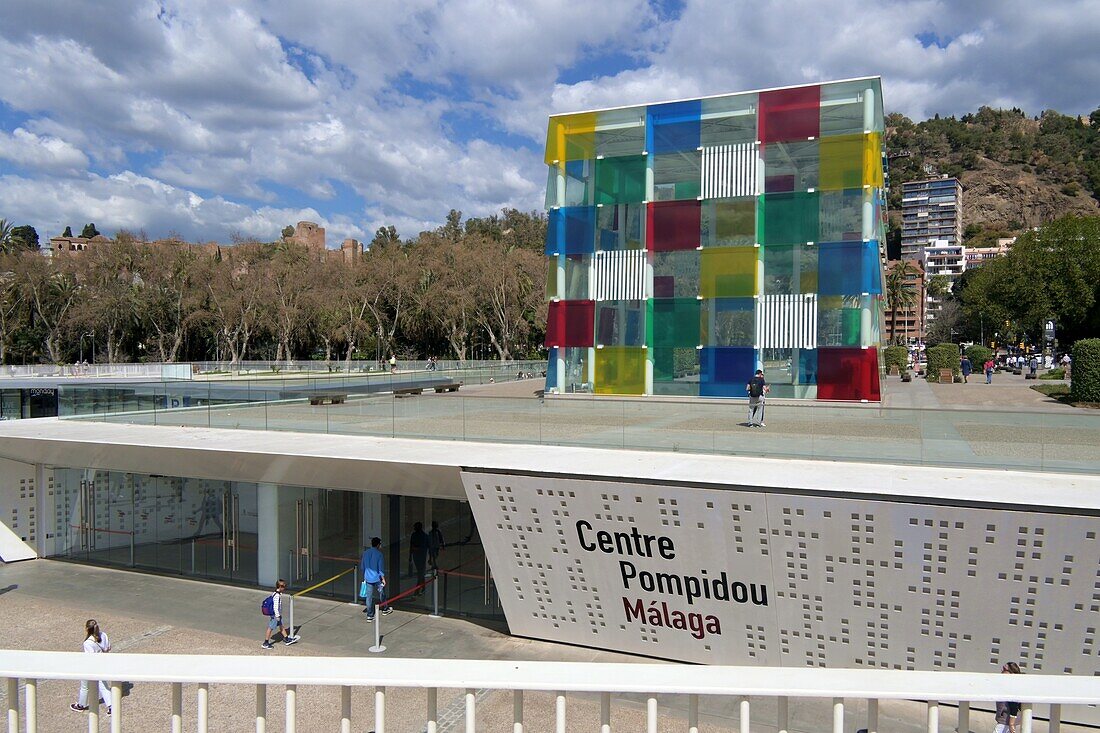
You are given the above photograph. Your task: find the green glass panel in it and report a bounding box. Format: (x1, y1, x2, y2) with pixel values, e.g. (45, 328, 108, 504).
(648, 298, 701, 348)
(762, 191, 819, 245)
(594, 346, 646, 395)
(595, 155, 646, 205)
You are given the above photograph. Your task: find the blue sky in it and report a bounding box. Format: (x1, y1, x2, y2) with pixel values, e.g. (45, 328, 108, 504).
(0, 0, 1096, 245)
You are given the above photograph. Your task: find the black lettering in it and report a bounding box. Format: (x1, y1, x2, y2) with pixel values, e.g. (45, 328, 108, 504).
(576, 520, 595, 551)
(655, 572, 684, 596)
(657, 536, 675, 560)
(619, 560, 637, 588)
(731, 581, 748, 603)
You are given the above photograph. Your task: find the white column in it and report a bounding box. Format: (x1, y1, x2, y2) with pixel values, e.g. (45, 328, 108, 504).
(111, 682, 122, 733)
(688, 694, 699, 733)
(374, 687, 385, 733)
(927, 700, 939, 733)
(197, 683, 209, 733)
(1020, 703, 1033, 733)
(6, 677, 17, 732)
(339, 686, 350, 733)
(863, 87, 876, 133)
(25, 678, 37, 733)
(555, 691, 567, 733)
(778, 696, 790, 733)
(427, 688, 438, 733)
(600, 692, 611, 733)
(556, 167, 566, 208)
(35, 463, 48, 557)
(171, 683, 182, 733)
(832, 697, 844, 733)
(465, 689, 476, 733)
(257, 684, 267, 733)
(646, 696, 657, 733)
(739, 698, 750, 733)
(256, 482, 281, 587)
(286, 685, 297, 733)
(513, 689, 523, 733)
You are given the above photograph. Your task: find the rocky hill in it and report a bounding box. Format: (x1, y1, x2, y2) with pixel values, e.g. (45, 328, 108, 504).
(885, 106, 1100, 233)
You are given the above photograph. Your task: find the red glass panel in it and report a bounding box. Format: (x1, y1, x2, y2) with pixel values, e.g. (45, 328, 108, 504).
(759, 85, 820, 143)
(816, 347, 881, 401)
(647, 200, 701, 252)
(545, 300, 595, 348)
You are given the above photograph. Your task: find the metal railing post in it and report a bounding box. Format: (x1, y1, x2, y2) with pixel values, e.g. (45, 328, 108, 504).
(111, 682, 122, 733)
(430, 571, 441, 617)
(197, 682, 209, 733)
(340, 685, 351, 733)
(427, 687, 438, 733)
(927, 700, 939, 733)
(286, 684, 297, 733)
(688, 694, 699, 733)
(352, 567, 358, 605)
(1021, 703, 1033, 733)
(1049, 704, 1062, 733)
(867, 698, 879, 733)
(957, 701, 969, 733)
(288, 594, 294, 640)
(88, 687, 98, 733)
(465, 688, 476, 733)
(739, 697, 750, 733)
(513, 689, 523, 733)
(646, 695, 657, 733)
(6, 677, 17, 732)
(832, 697, 844, 733)
(600, 691, 611, 733)
(555, 691, 566, 733)
(25, 678, 37, 733)
(778, 695, 790, 733)
(256, 684, 267, 733)
(171, 682, 182, 733)
(374, 686, 385, 733)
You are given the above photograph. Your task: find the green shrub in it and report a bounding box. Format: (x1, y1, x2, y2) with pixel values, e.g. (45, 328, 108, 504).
(1070, 339, 1100, 402)
(1039, 367, 1066, 380)
(964, 345, 992, 371)
(925, 343, 961, 382)
(883, 345, 908, 374)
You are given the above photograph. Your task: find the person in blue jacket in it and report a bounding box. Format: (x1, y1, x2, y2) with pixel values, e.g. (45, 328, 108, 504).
(360, 537, 392, 620)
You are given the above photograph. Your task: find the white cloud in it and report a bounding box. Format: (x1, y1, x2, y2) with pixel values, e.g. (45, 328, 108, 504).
(0, 128, 89, 173)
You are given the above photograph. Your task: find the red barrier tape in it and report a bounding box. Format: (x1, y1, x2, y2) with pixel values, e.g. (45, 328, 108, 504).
(384, 575, 437, 605)
(69, 524, 134, 536)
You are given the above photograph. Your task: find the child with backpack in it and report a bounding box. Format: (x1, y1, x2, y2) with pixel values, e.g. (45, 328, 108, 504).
(261, 579, 299, 649)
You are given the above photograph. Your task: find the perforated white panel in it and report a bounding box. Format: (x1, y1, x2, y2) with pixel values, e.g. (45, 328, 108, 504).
(463, 471, 1100, 677)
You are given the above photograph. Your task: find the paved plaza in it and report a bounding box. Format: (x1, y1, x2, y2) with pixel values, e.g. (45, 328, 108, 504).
(0, 560, 1076, 733)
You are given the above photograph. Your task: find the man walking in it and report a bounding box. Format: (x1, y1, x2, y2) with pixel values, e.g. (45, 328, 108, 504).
(746, 369, 769, 427)
(261, 579, 299, 649)
(984, 358, 995, 384)
(960, 355, 972, 383)
(360, 537, 392, 621)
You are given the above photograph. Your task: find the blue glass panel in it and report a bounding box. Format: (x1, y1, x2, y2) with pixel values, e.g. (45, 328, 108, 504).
(818, 240, 881, 295)
(798, 349, 818, 384)
(646, 100, 702, 154)
(546, 206, 596, 255)
(545, 348, 559, 392)
(700, 346, 756, 398)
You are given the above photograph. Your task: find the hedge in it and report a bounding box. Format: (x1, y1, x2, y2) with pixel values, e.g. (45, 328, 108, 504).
(925, 343, 960, 382)
(964, 345, 992, 370)
(1070, 338, 1100, 403)
(883, 345, 908, 374)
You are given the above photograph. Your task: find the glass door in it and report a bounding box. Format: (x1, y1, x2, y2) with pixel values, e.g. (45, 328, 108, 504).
(190, 480, 258, 585)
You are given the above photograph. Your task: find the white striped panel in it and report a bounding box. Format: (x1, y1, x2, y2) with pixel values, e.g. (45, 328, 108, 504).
(757, 294, 817, 349)
(593, 250, 646, 301)
(701, 143, 759, 199)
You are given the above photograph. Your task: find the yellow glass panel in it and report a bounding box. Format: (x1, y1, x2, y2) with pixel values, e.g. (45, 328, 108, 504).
(594, 346, 646, 395)
(819, 132, 883, 190)
(700, 247, 759, 298)
(545, 112, 598, 166)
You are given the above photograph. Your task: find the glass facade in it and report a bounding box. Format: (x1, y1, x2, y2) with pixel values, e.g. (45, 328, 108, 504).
(544, 78, 888, 401)
(45, 468, 504, 621)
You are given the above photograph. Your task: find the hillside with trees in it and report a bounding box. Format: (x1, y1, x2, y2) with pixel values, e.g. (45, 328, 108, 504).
(885, 106, 1100, 239)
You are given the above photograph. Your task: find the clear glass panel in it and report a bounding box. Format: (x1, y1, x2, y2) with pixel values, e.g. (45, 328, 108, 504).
(701, 93, 758, 147)
(596, 107, 646, 158)
(595, 300, 646, 347)
(763, 243, 818, 294)
(701, 197, 756, 247)
(596, 203, 644, 251)
(562, 346, 592, 393)
(819, 78, 884, 136)
(562, 255, 590, 300)
(763, 139, 819, 193)
(652, 250, 700, 298)
(653, 150, 702, 201)
(702, 298, 755, 346)
(652, 347, 700, 396)
(818, 189, 865, 242)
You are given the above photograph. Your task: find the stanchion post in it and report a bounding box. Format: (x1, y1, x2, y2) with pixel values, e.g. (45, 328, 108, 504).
(289, 594, 294, 641)
(340, 686, 351, 733)
(369, 607, 386, 653)
(430, 571, 441, 618)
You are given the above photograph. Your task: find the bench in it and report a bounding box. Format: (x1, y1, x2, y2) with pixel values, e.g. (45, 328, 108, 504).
(938, 369, 955, 384)
(433, 383, 461, 393)
(309, 393, 346, 406)
(394, 387, 424, 398)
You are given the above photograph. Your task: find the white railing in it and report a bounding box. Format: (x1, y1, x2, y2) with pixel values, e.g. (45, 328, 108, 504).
(3, 651, 1098, 733)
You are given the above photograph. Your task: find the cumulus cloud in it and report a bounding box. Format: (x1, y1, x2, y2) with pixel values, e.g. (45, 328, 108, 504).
(0, 0, 1095, 243)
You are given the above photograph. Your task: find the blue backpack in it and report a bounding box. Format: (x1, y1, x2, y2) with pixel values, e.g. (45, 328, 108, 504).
(261, 593, 275, 617)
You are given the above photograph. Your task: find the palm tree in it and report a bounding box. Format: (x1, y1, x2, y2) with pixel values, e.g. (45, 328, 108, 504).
(0, 219, 13, 254)
(885, 261, 919, 345)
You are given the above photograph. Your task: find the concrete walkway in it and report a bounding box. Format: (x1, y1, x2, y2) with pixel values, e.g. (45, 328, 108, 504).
(0, 560, 1079, 732)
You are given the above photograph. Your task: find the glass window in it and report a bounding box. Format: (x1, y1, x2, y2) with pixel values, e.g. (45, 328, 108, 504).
(546, 300, 595, 348)
(819, 133, 883, 190)
(596, 107, 646, 158)
(545, 206, 596, 255)
(700, 246, 758, 298)
(545, 112, 597, 164)
(759, 85, 820, 143)
(595, 300, 646, 347)
(702, 197, 756, 247)
(819, 78, 883, 136)
(563, 346, 592, 393)
(762, 191, 819, 245)
(652, 250, 700, 298)
(652, 347, 700, 396)
(818, 240, 881, 296)
(647, 200, 701, 251)
(817, 296, 862, 347)
(596, 204, 644, 251)
(653, 150, 702, 201)
(763, 243, 818, 294)
(763, 139, 819, 193)
(562, 255, 590, 300)
(818, 189, 865, 242)
(594, 346, 646, 395)
(649, 297, 701, 348)
(595, 155, 646, 204)
(701, 93, 758, 147)
(702, 298, 755, 346)
(646, 100, 702, 154)
(700, 346, 756, 397)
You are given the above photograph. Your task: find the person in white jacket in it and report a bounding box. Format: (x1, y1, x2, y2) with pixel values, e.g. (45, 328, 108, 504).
(70, 619, 112, 715)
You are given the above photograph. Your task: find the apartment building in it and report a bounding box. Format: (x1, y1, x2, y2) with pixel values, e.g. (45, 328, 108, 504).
(900, 177, 962, 260)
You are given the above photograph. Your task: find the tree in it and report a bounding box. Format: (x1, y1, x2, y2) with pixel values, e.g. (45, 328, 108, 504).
(265, 243, 315, 362)
(200, 243, 268, 365)
(133, 241, 203, 362)
(0, 253, 29, 364)
(369, 225, 400, 249)
(62, 226, 73, 237)
(9, 225, 39, 251)
(72, 236, 141, 363)
(0, 219, 12, 253)
(470, 234, 544, 360)
(15, 253, 81, 362)
(884, 261, 919, 344)
(80, 223, 101, 239)
(281, 225, 295, 239)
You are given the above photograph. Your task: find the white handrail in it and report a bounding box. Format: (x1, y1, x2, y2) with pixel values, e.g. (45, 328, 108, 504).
(2, 651, 1100, 704)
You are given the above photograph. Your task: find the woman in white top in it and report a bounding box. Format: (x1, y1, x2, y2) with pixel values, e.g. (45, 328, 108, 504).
(70, 619, 112, 715)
